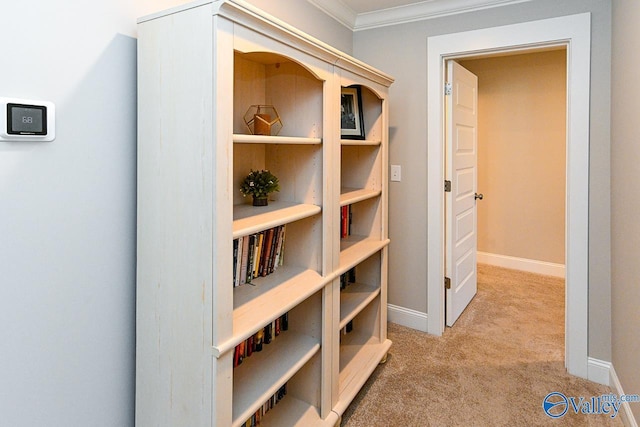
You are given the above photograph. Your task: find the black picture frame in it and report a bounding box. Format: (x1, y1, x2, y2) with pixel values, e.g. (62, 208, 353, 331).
(341, 86, 365, 140)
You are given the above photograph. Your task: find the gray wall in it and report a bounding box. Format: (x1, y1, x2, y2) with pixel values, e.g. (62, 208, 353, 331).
(0, 2, 141, 425)
(247, 0, 353, 54)
(353, 0, 612, 361)
(0, 1, 348, 426)
(611, 0, 640, 422)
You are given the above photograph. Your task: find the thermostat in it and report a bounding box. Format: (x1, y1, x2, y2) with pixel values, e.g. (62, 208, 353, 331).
(0, 98, 55, 142)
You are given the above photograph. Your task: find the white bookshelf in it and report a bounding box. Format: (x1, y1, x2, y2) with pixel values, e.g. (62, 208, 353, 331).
(136, 1, 393, 426)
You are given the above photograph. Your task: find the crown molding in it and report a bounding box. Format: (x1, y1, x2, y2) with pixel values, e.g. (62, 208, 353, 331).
(307, 0, 357, 30)
(356, 0, 534, 30)
(309, 0, 535, 31)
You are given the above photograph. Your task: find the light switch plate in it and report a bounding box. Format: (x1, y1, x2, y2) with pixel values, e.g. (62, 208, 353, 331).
(390, 165, 401, 182)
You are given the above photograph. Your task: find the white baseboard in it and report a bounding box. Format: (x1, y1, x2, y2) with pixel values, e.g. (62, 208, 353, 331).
(588, 357, 611, 386)
(610, 364, 639, 427)
(477, 251, 565, 278)
(387, 304, 428, 332)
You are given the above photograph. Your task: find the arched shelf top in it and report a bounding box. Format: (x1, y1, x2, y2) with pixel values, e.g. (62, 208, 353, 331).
(216, 0, 393, 88)
(235, 51, 325, 82)
(342, 82, 386, 102)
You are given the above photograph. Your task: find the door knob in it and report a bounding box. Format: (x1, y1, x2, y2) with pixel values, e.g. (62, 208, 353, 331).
(475, 193, 483, 200)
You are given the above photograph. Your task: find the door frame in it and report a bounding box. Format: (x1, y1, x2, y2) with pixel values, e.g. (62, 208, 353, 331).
(426, 13, 591, 378)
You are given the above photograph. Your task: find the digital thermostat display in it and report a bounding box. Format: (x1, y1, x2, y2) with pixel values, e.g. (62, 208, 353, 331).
(0, 98, 55, 142)
(8, 103, 47, 135)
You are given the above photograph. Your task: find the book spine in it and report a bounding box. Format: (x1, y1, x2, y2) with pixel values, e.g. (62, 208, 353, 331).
(263, 322, 272, 344)
(267, 225, 279, 274)
(348, 205, 352, 236)
(233, 238, 239, 287)
(348, 266, 356, 284)
(340, 267, 356, 291)
(278, 226, 286, 267)
(253, 232, 263, 279)
(341, 206, 346, 238)
(260, 228, 274, 277)
(240, 235, 250, 285)
(273, 225, 284, 270)
(246, 234, 256, 284)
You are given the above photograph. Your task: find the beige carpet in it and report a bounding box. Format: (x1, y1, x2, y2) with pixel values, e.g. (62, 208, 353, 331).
(342, 264, 623, 426)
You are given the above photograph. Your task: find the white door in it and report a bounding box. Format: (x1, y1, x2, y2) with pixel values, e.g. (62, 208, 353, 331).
(445, 60, 479, 326)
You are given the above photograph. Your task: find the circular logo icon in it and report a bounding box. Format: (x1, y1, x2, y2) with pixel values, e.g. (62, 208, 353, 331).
(543, 392, 569, 418)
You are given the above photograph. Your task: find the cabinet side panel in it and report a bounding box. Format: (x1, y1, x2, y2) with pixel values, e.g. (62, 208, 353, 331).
(212, 14, 236, 426)
(136, 6, 214, 426)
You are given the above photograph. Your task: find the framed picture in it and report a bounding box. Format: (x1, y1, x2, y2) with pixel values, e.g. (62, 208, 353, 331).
(341, 86, 365, 140)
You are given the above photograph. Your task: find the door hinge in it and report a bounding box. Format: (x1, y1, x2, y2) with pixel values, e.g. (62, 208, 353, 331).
(444, 82, 452, 96)
(444, 180, 452, 192)
(444, 277, 451, 289)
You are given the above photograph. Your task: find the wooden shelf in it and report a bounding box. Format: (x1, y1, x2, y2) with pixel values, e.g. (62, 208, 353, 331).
(340, 283, 380, 330)
(340, 187, 381, 206)
(340, 139, 381, 146)
(213, 266, 326, 356)
(338, 236, 389, 275)
(233, 201, 322, 239)
(232, 331, 320, 427)
(234, 134, 322, 145)
(260, 396, 340, 427)
(335, 335, 392, 415)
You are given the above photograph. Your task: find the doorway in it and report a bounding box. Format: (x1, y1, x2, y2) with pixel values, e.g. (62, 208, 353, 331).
(444, 49, 568, 327)
(426, 13, 591, 379)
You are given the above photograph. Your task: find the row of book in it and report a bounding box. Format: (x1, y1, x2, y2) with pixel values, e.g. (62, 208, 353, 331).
(340, 268, 356, 339)
(233, 225, 286, 287)
(241, 383, 287, 427)
(340, 205, 352, 238)
(233, 312, 289, 368)
(340, 267, 356, 291)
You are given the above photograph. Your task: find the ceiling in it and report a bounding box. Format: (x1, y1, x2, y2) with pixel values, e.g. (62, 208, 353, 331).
(309, 0, 535, 31)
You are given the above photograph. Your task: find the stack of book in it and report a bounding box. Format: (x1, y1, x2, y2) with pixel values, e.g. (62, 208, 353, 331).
(242, 383, 287, 427)
(233, 312, 289, 368)
(233, 225, 286, 287)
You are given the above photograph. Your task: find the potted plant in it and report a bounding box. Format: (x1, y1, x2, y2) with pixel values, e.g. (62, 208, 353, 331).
(240, 169, 280, 206)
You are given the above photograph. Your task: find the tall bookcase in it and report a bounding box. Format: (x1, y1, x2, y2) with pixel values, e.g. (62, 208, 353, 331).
(136, 1, 393, 426)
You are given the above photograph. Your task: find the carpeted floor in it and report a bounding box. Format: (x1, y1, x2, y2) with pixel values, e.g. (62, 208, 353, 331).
(341, 264, 623, 426)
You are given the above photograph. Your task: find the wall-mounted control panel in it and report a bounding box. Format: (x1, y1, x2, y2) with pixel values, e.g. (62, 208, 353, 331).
(0, 98, 55, 142)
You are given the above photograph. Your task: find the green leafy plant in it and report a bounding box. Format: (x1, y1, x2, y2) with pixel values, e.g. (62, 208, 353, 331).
(240, 169, 280, 199)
